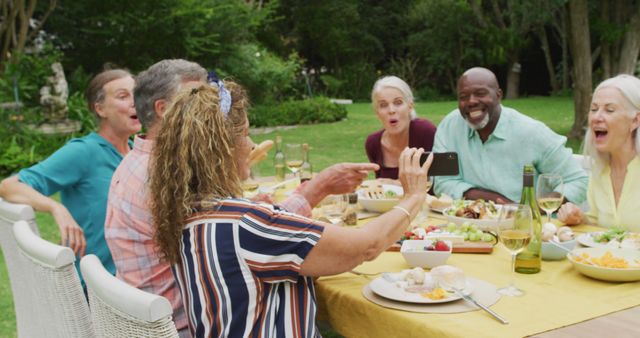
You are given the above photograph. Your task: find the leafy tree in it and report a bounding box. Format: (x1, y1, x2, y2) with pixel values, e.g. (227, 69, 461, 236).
(43, 0, 292, 104)
(467, 0, 563, 99)
(0, 0, 57, 71)
(592, 0, 640, 79)
(406, 0, 483, 95)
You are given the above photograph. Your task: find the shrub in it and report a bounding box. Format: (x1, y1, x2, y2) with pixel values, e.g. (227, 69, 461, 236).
(249, 96, 347, 127)
(0, 121, 71, 178)
(0, 44, 64, 107)
(218, 43, 303, 104)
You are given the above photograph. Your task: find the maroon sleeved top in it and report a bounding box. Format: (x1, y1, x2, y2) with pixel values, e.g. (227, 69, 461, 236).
(365, 118, 437, 179)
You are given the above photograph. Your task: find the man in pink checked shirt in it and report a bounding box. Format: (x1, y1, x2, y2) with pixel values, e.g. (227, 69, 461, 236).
(104, 59, 378, 337)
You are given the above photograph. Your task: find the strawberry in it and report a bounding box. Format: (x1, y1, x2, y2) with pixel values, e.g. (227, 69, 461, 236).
(434, 240, 450, 251)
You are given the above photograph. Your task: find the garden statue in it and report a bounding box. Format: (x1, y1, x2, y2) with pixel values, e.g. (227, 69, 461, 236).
(39, 62, 69, 122)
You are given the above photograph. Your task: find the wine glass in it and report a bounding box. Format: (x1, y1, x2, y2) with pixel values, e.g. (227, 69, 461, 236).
(322, 194, 348, 225)
(241, 167, 262, 198)
(496, 204, 533, 297)
(536, 174, 564, 224)
(285, 143, 303, 177)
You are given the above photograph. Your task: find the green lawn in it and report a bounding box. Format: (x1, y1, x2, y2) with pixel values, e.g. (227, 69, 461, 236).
(0, 96, 579, 337)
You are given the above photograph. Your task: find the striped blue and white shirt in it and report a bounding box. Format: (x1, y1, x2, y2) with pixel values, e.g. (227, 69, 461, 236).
(173, 198, 326, 338)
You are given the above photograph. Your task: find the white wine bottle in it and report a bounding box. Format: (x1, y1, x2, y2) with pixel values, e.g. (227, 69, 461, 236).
(515, 164, 542, 273)
(300, 143, 313, 183)
(273, 135, 286, 182)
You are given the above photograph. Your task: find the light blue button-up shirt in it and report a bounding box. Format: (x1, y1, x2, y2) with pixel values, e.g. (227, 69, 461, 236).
(433, 106, 588, 203)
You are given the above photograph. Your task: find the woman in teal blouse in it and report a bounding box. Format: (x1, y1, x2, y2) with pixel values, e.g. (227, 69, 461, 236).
(0, 69, 141, 276)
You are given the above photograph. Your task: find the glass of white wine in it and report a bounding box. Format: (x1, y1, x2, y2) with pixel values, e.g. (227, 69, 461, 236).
(536, 174, 564, 224)
(497, 204, 533, 297)
(285, 143, 303, 177)
(241, 167, 262, 198)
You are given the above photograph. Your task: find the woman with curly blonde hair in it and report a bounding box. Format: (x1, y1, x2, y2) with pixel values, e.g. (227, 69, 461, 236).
(149, 83, 433, 337)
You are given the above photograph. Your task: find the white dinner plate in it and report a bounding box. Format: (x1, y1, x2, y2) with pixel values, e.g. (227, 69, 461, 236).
(576, 232, 608, 248)
(368, 276, 473, 304)
(577, 232, 640, 250)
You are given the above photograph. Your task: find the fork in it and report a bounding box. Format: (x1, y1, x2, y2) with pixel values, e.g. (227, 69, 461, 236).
(349, 270, 381, 277)
(349, 270, 396, 283)
(367, 187, 384, 199)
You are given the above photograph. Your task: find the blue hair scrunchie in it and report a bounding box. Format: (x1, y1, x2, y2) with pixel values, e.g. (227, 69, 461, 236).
(207, 70, 232, 117)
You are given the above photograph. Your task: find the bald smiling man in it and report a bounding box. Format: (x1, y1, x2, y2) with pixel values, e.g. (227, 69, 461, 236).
(433, 67, 588, 204)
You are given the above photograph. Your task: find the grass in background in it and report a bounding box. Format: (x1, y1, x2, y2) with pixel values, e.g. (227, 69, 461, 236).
(0, 96, 578, 337)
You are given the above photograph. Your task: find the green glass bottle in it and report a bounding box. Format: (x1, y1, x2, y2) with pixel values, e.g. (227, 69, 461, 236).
(300, 143, 313, 183)
(273, 135, 286, 182)
(515, 164, 542, 273)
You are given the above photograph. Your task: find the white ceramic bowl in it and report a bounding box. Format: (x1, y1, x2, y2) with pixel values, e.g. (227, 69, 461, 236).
(567, 247, 640, 282)
(541, 239, 576, 261)
(401, 240, 452, 269)
(358, 184, 403, 213)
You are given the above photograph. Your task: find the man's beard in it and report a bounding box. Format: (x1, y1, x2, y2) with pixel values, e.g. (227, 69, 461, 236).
(465, 112, 490, 130)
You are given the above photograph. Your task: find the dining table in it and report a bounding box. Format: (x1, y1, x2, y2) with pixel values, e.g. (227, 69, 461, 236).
(257, 179, 640, 338)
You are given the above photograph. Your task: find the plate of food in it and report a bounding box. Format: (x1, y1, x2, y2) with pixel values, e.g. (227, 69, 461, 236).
(357, 181, 446, 214)
(568, 247, 640, 282)
(443, 199, 501, 230)
(368, 265, 473, 304)
(576, 228, 640, 250)
(399, 224, 496, 244)
(357, 183, 403, 213)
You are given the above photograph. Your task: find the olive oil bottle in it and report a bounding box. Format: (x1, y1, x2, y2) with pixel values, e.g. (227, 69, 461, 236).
(515, 164, 542, 273)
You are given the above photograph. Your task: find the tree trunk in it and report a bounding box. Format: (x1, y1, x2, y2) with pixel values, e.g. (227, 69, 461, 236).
(617, 4, 640, 74)
(610, 0, 625, 73)
(567, 0, 592, 140)
(551, 6, 570, 90)
(505, 61, 521, 99)
(537, 26, 560, 93)
(600, 0, 612, 79)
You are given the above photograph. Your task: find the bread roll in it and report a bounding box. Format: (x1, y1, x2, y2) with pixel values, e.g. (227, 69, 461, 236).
(249, 140, 274, 166)
(430, 265, 466, 290)
(430, 194, 453, 210)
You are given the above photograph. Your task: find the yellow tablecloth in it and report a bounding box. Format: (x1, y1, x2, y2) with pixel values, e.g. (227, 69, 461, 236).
(258, 181, 640, 337)
(315, 216, 640, 338)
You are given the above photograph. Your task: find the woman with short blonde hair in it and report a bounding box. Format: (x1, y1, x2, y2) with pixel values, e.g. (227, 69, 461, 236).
(366, 76, 437, 179)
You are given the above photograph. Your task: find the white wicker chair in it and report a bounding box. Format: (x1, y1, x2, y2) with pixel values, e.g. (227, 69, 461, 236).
(12, 220, 95, 337)
(80, 254, 179, 338)
(0, 198, 41, 337)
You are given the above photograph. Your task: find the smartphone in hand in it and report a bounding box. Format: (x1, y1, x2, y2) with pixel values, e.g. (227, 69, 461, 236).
(419, 152, 459, 176)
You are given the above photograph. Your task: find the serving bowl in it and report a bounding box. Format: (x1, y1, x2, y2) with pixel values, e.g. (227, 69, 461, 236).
(401, 240, 452, 269)
(541, 239, 576, 261)
(357, 184, 403, 213)
(567, 247, 640, 282)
